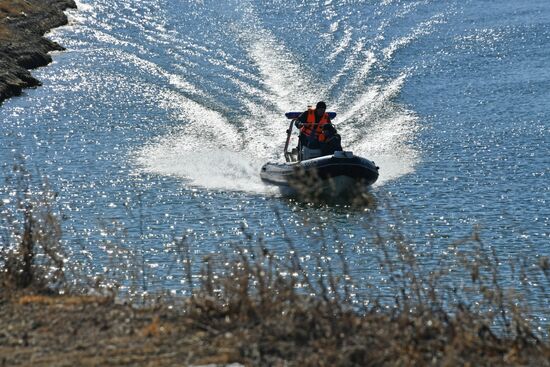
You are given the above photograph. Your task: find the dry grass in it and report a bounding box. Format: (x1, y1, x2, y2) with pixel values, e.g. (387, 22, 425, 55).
(0, 24, 13, 39)
(0, 0, 72, 41)
(0, 166, 65, 291)
(17, 294, 112, 306)
(174, 241, 550, 366)
(1, 165, 549, 366)
(0, 1, 34, 17)
(0, 0, 35, 40)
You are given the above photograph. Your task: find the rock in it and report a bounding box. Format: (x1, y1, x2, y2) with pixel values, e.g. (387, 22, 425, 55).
(0, 0, 77, 104)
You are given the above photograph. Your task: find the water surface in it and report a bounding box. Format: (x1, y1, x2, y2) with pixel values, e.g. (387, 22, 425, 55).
(1, 1, 548, 308)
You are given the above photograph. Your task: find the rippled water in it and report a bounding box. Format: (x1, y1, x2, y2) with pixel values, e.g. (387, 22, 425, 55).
(1, 0, 549, 303)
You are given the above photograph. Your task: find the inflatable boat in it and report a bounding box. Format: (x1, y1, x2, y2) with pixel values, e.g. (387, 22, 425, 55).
(260, 112, 379, 199)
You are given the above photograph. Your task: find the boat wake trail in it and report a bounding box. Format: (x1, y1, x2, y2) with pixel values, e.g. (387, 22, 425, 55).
(132, 0, 450, 192)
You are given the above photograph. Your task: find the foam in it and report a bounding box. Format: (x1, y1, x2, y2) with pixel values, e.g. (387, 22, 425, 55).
(134, 0, 436, 193)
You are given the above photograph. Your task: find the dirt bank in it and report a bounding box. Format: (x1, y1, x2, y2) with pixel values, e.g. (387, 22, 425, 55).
(0, 292, 219, 366)
(1, 287, 549, 367)
(0, 0, 76, 104)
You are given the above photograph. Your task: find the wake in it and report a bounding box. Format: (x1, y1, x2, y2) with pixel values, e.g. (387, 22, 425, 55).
(133, 0, 448, 192)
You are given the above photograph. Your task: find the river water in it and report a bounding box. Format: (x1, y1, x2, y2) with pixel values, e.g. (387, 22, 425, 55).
(1, 0, 549, 310)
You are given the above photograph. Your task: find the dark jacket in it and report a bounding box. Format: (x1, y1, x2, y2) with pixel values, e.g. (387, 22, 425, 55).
(320, 124, 343, 155)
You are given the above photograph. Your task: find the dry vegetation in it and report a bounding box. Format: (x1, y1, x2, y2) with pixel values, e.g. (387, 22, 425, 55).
(0, 0, 36, 40)
(1, 167, 549, 366)
(0, 0, 33, 17)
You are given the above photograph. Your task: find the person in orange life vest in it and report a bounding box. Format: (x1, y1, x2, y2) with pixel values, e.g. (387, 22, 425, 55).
(294, 101, 332, 149)
(320, 123, 343, 156)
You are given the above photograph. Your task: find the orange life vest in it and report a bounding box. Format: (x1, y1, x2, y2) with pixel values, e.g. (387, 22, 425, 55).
(301, 109, 329, 142)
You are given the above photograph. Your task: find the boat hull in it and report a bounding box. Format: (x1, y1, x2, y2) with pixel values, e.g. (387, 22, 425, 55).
(260, 152, 379, 199)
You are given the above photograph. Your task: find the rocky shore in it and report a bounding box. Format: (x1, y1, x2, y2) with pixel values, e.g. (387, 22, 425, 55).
(0, 0, 76, 104)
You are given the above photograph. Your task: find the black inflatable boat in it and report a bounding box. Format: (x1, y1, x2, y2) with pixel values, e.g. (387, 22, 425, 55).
(260, 112, 379, 199)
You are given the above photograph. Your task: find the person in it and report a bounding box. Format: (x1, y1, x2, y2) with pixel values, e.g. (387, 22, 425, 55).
(320, 123, 343, 156)
(294, 101, 332, 150)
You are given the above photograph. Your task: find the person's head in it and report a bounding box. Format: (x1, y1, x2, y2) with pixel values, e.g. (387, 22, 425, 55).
(315, 101, 326, 116)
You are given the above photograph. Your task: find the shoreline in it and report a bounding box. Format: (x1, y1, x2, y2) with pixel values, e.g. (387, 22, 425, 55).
(0, 0, 76, 105)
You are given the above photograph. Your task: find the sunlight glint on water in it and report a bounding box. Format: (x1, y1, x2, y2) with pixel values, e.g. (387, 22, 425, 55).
(0, 0, 548, 309)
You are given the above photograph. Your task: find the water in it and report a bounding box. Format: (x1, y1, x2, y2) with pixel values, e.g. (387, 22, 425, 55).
(1, 0, 549, 308)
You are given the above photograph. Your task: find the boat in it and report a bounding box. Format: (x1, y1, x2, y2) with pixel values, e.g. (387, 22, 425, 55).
(260, 111, 379, 200)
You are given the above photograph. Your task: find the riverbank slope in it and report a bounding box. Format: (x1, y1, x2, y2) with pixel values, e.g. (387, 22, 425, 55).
(0, 0, 76, 104)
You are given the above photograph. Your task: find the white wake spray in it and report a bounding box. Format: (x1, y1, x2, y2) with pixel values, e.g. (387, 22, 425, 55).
(134, 0, 447, 192)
